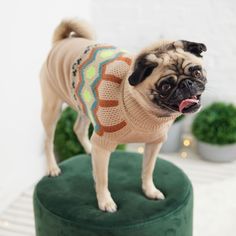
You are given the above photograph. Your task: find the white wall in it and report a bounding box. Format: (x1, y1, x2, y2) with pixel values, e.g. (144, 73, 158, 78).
(0, 0, 91, 212)
(91, 0, 236, 105)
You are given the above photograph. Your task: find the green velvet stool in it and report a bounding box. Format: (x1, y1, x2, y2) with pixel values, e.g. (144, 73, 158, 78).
(33, 151, 193, 236)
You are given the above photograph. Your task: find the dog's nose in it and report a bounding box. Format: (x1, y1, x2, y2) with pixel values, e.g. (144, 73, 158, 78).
(180, 79, 193, 89)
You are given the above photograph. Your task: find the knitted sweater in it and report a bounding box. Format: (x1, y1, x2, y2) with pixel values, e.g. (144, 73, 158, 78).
(43, 38, 179, 151)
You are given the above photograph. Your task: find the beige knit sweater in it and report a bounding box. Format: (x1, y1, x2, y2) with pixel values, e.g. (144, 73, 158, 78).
(43, 38, 178, 151)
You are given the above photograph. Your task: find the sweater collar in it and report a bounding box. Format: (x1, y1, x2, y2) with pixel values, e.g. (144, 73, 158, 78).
(120, 79, 180, 131)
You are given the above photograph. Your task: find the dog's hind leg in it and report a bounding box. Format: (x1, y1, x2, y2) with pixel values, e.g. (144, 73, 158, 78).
(73, 113, 91, 153)
(40, 75, 63, 176)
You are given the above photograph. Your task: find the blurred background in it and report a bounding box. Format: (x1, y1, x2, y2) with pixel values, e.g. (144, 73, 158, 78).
(0, 0, 236, 235)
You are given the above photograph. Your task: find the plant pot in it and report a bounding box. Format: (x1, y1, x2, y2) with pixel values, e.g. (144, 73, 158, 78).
(197, 141, 236, 162)
(161, 120, 183, 153)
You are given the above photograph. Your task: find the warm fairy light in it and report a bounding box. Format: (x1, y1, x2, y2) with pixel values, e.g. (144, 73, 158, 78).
(137, 146, 144, 154)
(180, 151, 188, 159)
(0, 219, 9, 227)
(183, 139, 191, 147)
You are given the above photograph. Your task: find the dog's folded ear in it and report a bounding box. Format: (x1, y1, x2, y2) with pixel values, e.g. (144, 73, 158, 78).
(175, 40, 207, 57)
(128, 54, 158, 86)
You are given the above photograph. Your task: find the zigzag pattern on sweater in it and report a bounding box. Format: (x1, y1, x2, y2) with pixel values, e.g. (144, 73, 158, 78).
(71, 44, 132, 136)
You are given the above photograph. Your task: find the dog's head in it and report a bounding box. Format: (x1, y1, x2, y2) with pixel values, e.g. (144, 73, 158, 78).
(128, 40, 207, 115)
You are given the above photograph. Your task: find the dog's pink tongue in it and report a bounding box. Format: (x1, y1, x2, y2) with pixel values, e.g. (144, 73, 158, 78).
(179, 98, 199, 112)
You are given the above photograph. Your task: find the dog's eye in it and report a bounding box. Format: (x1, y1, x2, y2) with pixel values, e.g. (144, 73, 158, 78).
(192, 70, 202, 78)
(161, 83, 172, 92)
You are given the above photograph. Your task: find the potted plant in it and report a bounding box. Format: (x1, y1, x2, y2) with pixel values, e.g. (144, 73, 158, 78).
(161, 115, 185, 153)
(192, 102, 236, 162)
(54, 107, 126, 162)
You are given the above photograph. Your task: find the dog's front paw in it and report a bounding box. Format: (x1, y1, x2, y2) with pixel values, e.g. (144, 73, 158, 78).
(97, 191, 117, 213)
(143, 185, 165, 200)
(47, 164, 61, 177)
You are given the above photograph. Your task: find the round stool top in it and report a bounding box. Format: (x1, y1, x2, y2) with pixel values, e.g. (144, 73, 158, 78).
(34, 151, 192, 230)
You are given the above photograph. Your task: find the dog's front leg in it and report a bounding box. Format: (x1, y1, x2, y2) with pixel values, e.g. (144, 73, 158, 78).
(91, 145, 117, 212)
(142, 142, 165, 200)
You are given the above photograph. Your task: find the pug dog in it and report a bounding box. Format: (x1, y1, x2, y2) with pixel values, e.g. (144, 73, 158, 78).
(40, 19, 207, 212)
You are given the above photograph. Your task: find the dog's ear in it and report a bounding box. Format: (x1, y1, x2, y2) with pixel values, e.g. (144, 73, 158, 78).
(179, 40, 207, 57)
(128, 54, 158, 86)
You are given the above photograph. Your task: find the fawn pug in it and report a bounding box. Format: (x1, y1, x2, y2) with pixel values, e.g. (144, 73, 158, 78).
(40, 19, 207, 212)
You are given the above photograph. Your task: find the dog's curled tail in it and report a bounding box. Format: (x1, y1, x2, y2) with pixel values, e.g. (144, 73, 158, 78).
(52, 18, 95, 44)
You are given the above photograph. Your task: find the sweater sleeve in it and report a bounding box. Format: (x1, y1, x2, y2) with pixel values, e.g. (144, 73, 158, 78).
(150, 133, 168, 145)
(90, 133, 118, 152)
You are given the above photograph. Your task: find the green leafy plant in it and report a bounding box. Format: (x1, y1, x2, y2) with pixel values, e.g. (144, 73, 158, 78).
(192, 102, 236, 145)
(54, 107, 126, 162)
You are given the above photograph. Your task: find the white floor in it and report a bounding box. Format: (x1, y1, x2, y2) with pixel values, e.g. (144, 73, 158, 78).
(0, 150, 236, 236)
(0, 188, 34, 236)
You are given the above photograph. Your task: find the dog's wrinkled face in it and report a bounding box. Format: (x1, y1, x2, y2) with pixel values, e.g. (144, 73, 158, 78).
(128, 40, 207, 114)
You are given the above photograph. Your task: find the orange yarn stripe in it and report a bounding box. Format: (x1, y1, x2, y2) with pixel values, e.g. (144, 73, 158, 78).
(103, 121, 127, 133)
(117, 56, 132, 65)
(96, 121, 127, 136)
(99, 100, 119, 107)
(103, 74, 122, 84)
